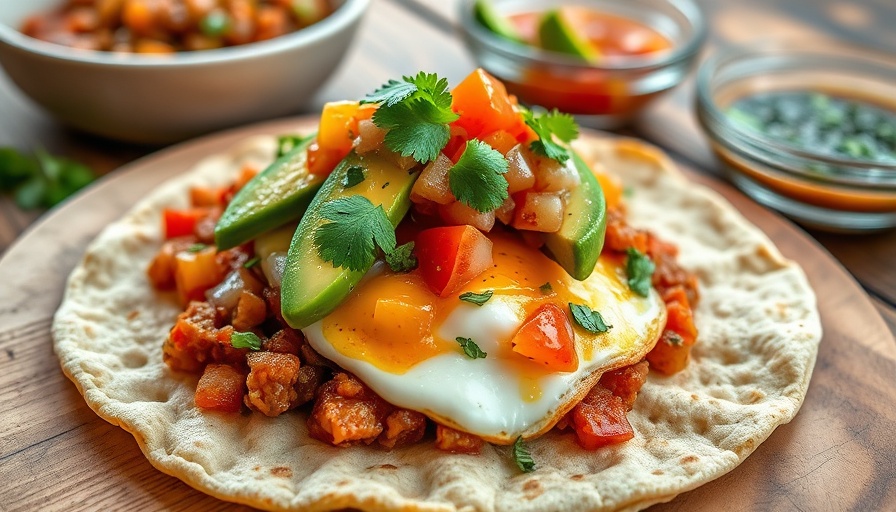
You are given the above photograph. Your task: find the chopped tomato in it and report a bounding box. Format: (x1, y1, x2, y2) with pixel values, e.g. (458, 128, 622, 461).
(443, 124, 469, 161)
(511, 303, 578, 372)
(174, 245, 225, 304)
(318, 101, 377, 155)
(450, 68, 520, 139)
(195, 364, 246, 413)
(570, 386, 634, 449)
(307, 141, 348, 176)
(480, 130, 519, 155)
(163, 207, 212, 239)
(415, 225, 493, 297)
(647, 286, 697, 374)
(189, 186, 228, 207)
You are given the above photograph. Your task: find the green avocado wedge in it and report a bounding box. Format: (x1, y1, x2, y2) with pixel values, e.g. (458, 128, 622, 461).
(281, 151, 419, 329)
(537, 9, 599, 62)
(473, 0, 523, 43)
(543, 151, 607, 280)
(214, 134, 323, 250)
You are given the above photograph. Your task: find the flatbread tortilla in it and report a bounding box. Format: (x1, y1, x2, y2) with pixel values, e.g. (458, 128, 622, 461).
(52, 129, 822, 511)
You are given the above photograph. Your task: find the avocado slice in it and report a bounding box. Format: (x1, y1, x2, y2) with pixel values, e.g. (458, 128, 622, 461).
(537, 9, 599, 62)
(473, 0, 523, 43)
(214, 134, 324, 250)
(543, 152, 607, 280)
(281, 151, 419, 329)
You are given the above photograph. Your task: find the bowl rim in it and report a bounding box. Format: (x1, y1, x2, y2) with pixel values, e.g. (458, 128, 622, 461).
(0, 0, 369, 68)
(696, 39, 896, 173)
(458, 0, 707, 72)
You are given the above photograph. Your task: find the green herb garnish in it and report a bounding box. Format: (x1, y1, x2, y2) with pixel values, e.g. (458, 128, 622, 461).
(314, 196, 396, 272)
(455, 337, 487, 359)
(243, 257, 261, 268)
(276, 134, 305, 158)
(523, 109, 578, 163)
(364, 72, 459, 164)
(539, 282, 553, 294)
(512, 436, 536, 473)
(187, 243, 208, 253)
(625, 247, 655, 297)
(0, 147, 95, 210)
(231, 331, 262, 351)
(200, 10, 231, 37)
(569, 303, 612, 333)
(459, 290, 493, 306)
(385, 241, 417, 272)
(448, 139, 509, 212)
(343, 165, 365, 188)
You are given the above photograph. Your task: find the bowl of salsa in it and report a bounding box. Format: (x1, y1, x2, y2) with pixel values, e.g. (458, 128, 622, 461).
(696, 41, 896, 232)
(459, 0, 706, 127)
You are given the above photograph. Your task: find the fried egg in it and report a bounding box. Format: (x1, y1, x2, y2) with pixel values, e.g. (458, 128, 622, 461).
(301, 232, 665, 444)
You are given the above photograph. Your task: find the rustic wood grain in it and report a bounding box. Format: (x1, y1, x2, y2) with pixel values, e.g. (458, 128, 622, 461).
(1, 118, 894, 512)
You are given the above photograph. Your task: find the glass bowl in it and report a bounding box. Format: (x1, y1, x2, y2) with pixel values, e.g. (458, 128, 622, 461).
(458, 0, 706, 128)
(696, 41, 896, 232)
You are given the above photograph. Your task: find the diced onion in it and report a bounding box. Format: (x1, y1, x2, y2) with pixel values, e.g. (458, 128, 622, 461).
(505, 144, 536, 194)
(494, 196, 516, 225)
(512, 192, 564, 233)
(411, 153, 454, 205)
(439, 201, 496, 232)
(262, 251, 288, 288)
(354, 119, 386, 154)
(534, 156, 580, 192)
(206, 269, 245, 310)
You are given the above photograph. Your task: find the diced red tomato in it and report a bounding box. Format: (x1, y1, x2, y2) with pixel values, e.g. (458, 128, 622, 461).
(189, 186, 228, 207)
(480, 130, 519, 155)
(570, 386, 634, 449)
(163, 207, 212, 239)
(647, 286, 697, 374)
(195, 364, 246, 413)
(443, 124, 469, 161)
(415, 225, 493, 297)
(174, 245, 225, 305)
(511, 303, 578, 372)
(450, 68, 521, 139)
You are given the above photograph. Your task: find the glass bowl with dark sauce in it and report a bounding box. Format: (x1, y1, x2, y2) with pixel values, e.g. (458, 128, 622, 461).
(696, 41, 896, 232)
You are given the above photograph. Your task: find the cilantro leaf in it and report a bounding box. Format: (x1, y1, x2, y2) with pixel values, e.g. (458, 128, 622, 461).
(455, 337, 487, 359)
(2, 148, 95, 209)
(625, 247, 655, 297)
(512, 436, 536, 473)
(243, 256, 261, 268)
(569, 303, 612, 333)
(385, 242, 417, 272)
(0, 148, 37, 191)
(187, 243, 208, 253)
(524, 109, 579, 163)
(343, 165, 365, 188)
(539, 282, 553, 294)
(362, 78, 418, 107)
(231, 331, 262, 351)
(374, 98, 455, 164)
(314, 196, 396, 272)
(448, 139, 509, 212)
(366, 72, 459, 164)
(459, 290, 493, 306)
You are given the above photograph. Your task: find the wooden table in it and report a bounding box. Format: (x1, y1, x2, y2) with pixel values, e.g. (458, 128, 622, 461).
(1, 0, 894, 510)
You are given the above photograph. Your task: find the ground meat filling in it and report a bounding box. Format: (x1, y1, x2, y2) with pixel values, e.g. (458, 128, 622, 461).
(245, 352, 301, 417)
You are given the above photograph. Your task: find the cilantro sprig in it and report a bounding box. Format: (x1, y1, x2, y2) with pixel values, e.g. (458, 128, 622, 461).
(385, 242, 417, 272)
(512, 436, 536, 473)
(313, 196, 396, 272)
(456, 337, 487, 359)
(231, 331, 263, 351)
(448, 140, 509, 212)
(569, 303, 612, 333)
(0, 147, 95, 210)
(364, 72, 459, 164)
(625, 247, 655, 297)
(459, 290, 493, 306)
(523, 109, 579, 163)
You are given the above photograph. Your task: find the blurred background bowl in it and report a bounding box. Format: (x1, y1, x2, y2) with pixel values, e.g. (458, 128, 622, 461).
(458, 0, 705, 128)
(0, 0, 368, 145)
(696, 41, 896, 232)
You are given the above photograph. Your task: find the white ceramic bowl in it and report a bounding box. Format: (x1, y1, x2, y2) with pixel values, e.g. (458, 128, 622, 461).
(0, 0, 368, 144)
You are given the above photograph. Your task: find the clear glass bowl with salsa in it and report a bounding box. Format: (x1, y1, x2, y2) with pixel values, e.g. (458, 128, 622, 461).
(696, 41, 896, 232)
(459, 0, 706, 127)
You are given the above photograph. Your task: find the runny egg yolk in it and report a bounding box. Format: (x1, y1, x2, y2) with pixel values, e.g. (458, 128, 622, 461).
(320, 231, 648, 375)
